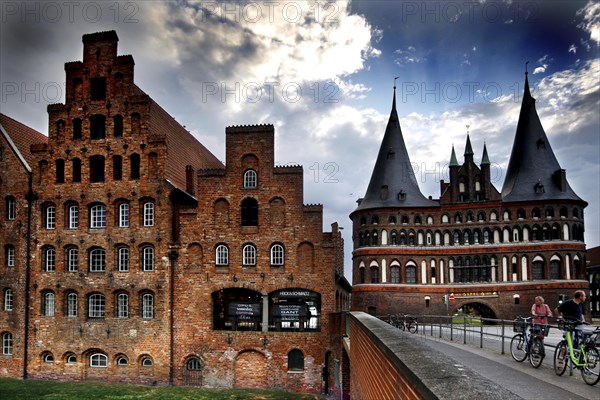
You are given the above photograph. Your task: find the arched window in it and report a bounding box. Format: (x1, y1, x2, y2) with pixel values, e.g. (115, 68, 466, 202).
(90, 204, 107, 228)
(113, 115, 123, 137)
(370, 266, 379, 283)
(116, 293, 129, 318)
(141, 356, 153, 367)
(243, 169, 257, 188)
(117, 247, 129, 272)
(141, 293, 154, 319)
(66, 292, 78, 317)
(118, 202, 129, 227)
(67, 204, 79, 229)
(43, 247, 56, 272)
(550, 260, 561, 279)
(90, 353, 108, 368)
(241, 198, 258, 226)
(141, 246, 154, 272)
(43, 353, 54, 363)
(270, 244, 285, 266)
(130, 153, 140, 180)
(532, 260, 544, 280)
(390, 266, 401, 283)
(242, 244, 256, 266)
(116, 355, 129, 366)
(5, 244, 15, 267)
(288, 349, 304, 371)
(405, 266, 417, 284)
(44, 203, 56, 229)
(389, 215, 397, 224)
(112, 155, 123, 180)
(2, 332, 12, 355)
(66, 354, 77, 364)
(4, 288, 13, 311)
(88, 293, 106, 318)
(89, 248, 106, 272)
(142, 201, 154, 226)
(6, 196, 16, 220)
(215, 244, 229, 266)
(66, 247, 78, 272)
(89, 114, 106, 139)
(42, 291, 55, 316)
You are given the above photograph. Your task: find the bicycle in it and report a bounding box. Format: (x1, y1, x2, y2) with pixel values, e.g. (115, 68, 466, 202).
(392, 313, 418, 333)
(510, 316, 548, 368)
(553, 319, 600, 386)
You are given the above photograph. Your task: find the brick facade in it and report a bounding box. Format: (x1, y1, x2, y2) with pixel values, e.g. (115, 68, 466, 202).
(0, 30, 350, 395)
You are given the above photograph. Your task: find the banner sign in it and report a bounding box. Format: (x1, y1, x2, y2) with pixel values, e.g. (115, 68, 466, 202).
(273, 304, 308, 321)
(228, 302, 260, 320)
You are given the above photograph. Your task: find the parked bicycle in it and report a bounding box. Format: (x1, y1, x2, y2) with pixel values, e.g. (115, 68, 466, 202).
(390, 313, 418, 333)
(553, 318, 600, 386)
(510, 316, 548, 368)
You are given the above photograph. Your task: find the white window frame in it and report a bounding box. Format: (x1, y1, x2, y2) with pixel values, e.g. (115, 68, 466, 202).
(68, 205, 79, 229)
(2, 332, 13, 355)
(43, 292, 55, 316)
(66, 292, 78, 317)
(141, 293, 154, 319)
(242, 244, 256, 266)
(44, 247, 56, 272)
(88, 293, 105, 318)
(117, 293, 129, 318)
(6, 245, 15, 267)
(45, 205, 56, 229)
(4, 288, 13, 311)
(7, 197, 16, 220)
(243, 169, 257, 188)
(90, 353, 108, 368)
(143, 202, 154, 227)
(141, 356, 153, 367)
(270, 244, 284, 266)
(90, 204, 106, 228)
(66, 354, 77, 364)
(67, 248, 78, 272)
(116, 356, 129, 366)
(117, 247, 129, 272)
(89, 248, 106, 272)
(215, 245, 229, 266)
(118, 203, 129, 227)
(142, 246, 154, 272)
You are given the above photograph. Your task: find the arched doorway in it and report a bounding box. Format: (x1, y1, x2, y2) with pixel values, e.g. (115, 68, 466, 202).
(183, 357, 204, 386)
(455, 302, 497, 319)
(234, 350, 267, 388)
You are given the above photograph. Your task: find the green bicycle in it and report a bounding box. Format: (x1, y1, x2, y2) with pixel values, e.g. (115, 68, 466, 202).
(553, 319, 600, 385)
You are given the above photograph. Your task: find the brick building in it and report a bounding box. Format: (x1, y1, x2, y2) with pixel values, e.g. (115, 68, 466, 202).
(350, 75, 589, 320)
(0, 30, 350, 395)
(0, 115, 48, 377)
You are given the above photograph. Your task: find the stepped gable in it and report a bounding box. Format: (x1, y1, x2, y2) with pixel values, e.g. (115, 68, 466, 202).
(0, 113, 48, 169)
(501, 71, 585, 204)
(354, 87, 437, 212)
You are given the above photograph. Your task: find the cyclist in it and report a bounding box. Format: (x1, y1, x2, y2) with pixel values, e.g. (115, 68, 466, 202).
(530, 296, 553, 340)
(555, 290, 586, 346)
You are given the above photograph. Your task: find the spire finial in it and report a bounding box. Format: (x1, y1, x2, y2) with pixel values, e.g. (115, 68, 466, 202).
(394, 76, 399, 90)
(525, 61, 529, 76)
(466, 124, 470, 135)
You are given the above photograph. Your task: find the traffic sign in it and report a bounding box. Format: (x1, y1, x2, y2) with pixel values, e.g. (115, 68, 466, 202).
(449, 294, 455, 302)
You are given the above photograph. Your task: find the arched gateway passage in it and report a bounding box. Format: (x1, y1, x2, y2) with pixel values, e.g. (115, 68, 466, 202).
(455, 302, 497, 320)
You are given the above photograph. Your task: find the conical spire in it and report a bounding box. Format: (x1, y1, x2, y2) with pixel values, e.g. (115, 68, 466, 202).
(501, 66, 584, 202)
(464, 134, 474, 157)
(355, 83, 436, 211)
(449, 145, 459, 167)
(481, 143, 490, 165)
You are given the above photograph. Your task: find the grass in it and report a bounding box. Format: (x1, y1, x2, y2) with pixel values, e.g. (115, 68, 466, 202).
(0, 378, 326, 400)
(451, 316, 482, 326)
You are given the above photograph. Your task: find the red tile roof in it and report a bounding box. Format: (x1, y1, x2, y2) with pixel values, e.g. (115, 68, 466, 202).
(0, 113, 48, 169)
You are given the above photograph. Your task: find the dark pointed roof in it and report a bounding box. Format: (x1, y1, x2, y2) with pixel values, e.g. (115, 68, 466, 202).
(354, 88, 436, 212)
(464, 134, 474, 157)
(501, 72, 584, 203)
(449, 146, 459, 167)
(481, 143, 490, 165)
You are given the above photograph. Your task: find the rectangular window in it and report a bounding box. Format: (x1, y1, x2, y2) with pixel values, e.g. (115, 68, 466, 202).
(118, 203, 129, 227)
(69, 206, 79, 229)
(88, 294, 105, 318)
(142, 247, 154, 272)
(66, 293, 77, 317)
(44, 248, 56, 272)
(143, 202, 154, 226)
(2, 333, 12, 355)
(89, 249, 106, 272)
(117, 248, 129, 272)
(117, 294, 128, 318)
(90, 78, 106, 100)
(141, 294, 154, 319)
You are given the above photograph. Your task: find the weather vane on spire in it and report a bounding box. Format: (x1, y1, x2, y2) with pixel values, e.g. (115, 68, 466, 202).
(394, 76, 399, 90)
(525, 61, 529, 75)
(466, 124, 470, 135)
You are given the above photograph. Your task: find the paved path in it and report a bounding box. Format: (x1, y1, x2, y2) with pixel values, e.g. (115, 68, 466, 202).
(414, 330, 600, 400)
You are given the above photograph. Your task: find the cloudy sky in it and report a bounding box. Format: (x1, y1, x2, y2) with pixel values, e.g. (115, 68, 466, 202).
(2, 0, 599, 281)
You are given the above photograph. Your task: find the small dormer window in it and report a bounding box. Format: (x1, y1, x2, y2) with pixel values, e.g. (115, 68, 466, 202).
(380, 185, 389, 200)
(387, 148, 395, 159)
(536, 138, 546, 149)
(534, 181, 545, 193)
(398, 190, 406, 201)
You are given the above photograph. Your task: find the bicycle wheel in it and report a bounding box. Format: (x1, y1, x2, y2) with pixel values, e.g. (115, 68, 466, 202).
(581, 345, 600, 385)
(408, 321, 418, 334)
(510, 334, 527, 362)
(554, 340, 568, 376)
(529, 337, 544, 368)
